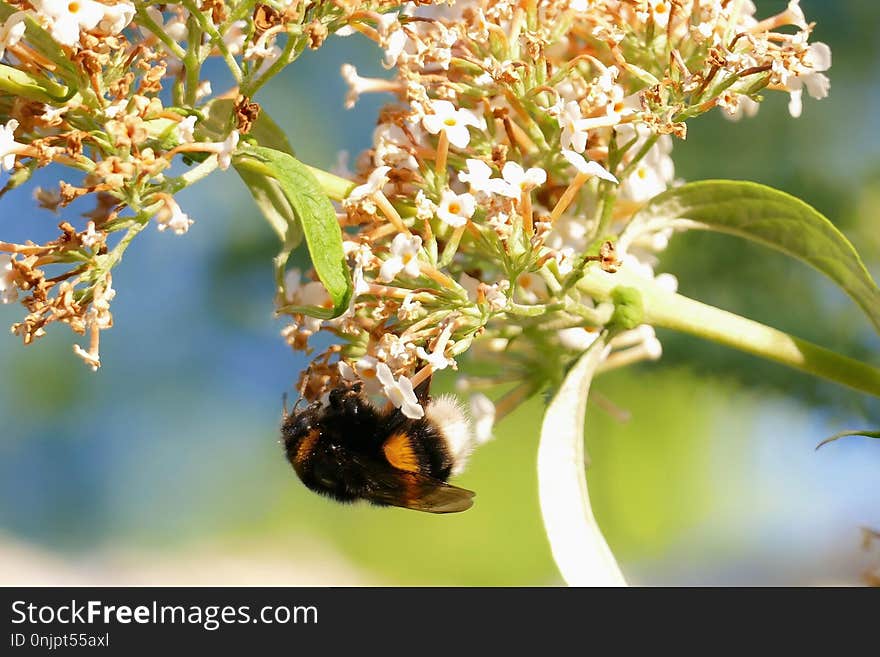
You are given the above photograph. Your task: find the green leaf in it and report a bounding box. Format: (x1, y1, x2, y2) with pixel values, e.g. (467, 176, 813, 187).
(537, 336, 627, 586)
(627, 180, 880, 334)
(204, 101, 301, 249)
(236, 145, 352, 318)
(815, 430, 880, 451)
(248, 109, 295, 156)
(234, 163, 301, 246)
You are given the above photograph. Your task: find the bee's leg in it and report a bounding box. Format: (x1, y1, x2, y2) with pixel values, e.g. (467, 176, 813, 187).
(282, 392, 289, 418)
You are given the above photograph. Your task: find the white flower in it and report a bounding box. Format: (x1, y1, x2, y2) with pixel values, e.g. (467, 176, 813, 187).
(354, 355, 379, 380)
(398, 293, 422, 320)
(40, 104, 68, 125)
(615, 124, 674, 201)
(561, 149, 619, 183)
(376, 363, 424, 419)
(283, 268, 303, 304)
(416, 324, 455, 372)
(557, 327, 600, 351)
(284, 269, 331, 310)
(515, 272, 548, 304)
(646, 0, 671, 29)
(376, 333, 416, 369)
(379, 233, 422, 282)
(470, 393, 496, 444)
(654, 272, 678, 293)
(414, 190, 436, 221)
(338, 355, 383, 395)
(283, 269, 330, 333)
(341, 64, 392, 110)
(376, 12, 408, 69)
(195, 80, 212, 102)
(555, 247, 577, 275)
(244, 39, 282, 76)
(343, 240, 373, 297)
(298, 281, 331, 309)
(223, 20, 248, 56)
(436, 189, 476, 227)
(787, 91, 804, 120)
(81, 221, 102, 248)
(373, 123, 417, 170)
(348, 166, 391, 202)
(384, 28, 408, 69)
(338, 360, 356, 382)
(1, 253, 18, 304)
(556, 100, 590, 153)
(723, 95, 760, 121)
(481, 281, 509, 311)
(0, 119, 25, 172)
(103, 101, 126, 119)
(783, 0, 808, 29)
(217, 131, 239, 170)
(32, 0, 105, 47)
(96, 2, 135, 35)
(458, 159, 507, 195)
(422, 100, 482, 149)
(622, 163, 666, 202)
(0, 11, 27, 60)
(176, 116, 197, 144)
(787, 42, 832, 118)
(497, 161, 547, 198)
(155, 197, 193, 235)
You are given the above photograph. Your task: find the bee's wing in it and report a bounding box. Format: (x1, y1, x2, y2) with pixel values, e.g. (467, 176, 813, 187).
(349, 451, 475, 514)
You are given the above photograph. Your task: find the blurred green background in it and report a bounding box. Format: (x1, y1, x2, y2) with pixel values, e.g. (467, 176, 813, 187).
(1, 0, 878, 585)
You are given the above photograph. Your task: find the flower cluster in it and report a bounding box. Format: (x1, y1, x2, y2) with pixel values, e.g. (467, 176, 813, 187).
(283, 0, 830, 430)
(1, 1, 830, 428)
(0, 0, 415, 368)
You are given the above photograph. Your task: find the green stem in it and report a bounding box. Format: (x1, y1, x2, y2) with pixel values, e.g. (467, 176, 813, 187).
(182, 0, 243, 83)
(134, 8, 187, 60)
(578, 266, 880, 398)
(243, 33, 304, 98)
(183, 14, 205, 106)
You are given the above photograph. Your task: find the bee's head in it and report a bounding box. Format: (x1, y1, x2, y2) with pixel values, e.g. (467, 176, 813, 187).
(281, 403, 321, 465)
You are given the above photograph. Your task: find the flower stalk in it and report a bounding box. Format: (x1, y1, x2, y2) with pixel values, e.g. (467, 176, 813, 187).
(579, 266, 880, 399)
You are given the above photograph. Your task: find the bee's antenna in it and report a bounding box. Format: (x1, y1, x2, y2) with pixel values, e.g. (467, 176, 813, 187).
(282, 391, 289, 418)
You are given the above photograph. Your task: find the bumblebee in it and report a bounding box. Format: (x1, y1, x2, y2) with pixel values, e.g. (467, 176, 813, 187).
(282, 380, 476, 513)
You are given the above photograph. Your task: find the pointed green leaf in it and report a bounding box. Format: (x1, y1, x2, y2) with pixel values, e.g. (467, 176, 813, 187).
(236, 145, 351, 318)
(627, 180, 880, 333)
(538, 337, 627, 586)
(815, 430, 880, 451)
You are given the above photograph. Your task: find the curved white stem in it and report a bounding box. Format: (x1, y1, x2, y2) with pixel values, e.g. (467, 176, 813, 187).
(538, 338, 627, 586)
